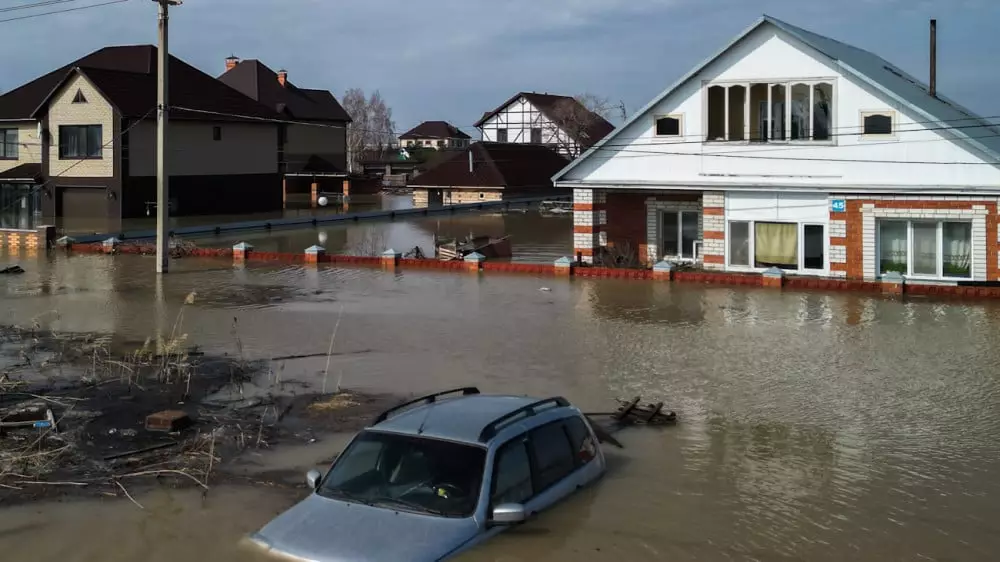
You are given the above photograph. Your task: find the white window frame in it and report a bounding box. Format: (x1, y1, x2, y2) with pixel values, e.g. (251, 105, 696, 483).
(703, 78, 837, 145)
(660, 210, 701, 261)
(725, 219, 829, 274)
(875, 219, 974, 280)
(653, 114, 683, 137)
(860, 110, 897, 139)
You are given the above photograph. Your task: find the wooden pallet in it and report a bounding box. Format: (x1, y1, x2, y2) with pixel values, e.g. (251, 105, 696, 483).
(612, 396, 677, 425)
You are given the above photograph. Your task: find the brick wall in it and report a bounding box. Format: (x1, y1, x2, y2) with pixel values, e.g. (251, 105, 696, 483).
(604, 192, 646, 250)
(702, 191, 725, 269)
(830, 195, 998, 281)
(643, 194, 702, 263)
(0, 226, 54, 249)
(48, 73, 115, 178)
(573, 188, 606, 263)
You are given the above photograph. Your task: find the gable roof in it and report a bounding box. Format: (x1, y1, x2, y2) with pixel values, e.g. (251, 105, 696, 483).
(408, 142, 569, 189)
(474, 92, 614, 147)
(0, 45, 280, 123)
(555, 15, 1000, 181)
(218, 60, 351, 122)
(399, 121, 470, 140)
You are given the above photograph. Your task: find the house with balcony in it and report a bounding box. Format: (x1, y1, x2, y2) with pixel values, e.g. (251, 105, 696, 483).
(0, 45, 283, 233)
(475, 92, 614, 157)
(554, 16, 1000, 284)
(399, 121, 470, 150)
(218, 56, 352, 203)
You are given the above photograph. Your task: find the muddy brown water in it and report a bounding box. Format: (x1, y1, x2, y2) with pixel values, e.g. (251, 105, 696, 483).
(2, 248, 1000, 561)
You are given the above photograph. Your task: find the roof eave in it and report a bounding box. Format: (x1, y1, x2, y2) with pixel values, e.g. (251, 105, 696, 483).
(29, 67, 124, 119)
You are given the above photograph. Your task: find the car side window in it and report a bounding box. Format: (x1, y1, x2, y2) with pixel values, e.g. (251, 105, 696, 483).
(528, 421, 576, 491)
(491, 438, 533, 506)
(565, 416, 598, 466)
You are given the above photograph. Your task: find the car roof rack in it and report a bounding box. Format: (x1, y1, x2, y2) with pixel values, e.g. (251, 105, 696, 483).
(478, 396, 569, 443)
(372, 387, 481, 425)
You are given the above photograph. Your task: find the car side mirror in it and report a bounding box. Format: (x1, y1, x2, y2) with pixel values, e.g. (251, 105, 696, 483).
(490, 503, 526, 525)
(306, 469, 322, 490)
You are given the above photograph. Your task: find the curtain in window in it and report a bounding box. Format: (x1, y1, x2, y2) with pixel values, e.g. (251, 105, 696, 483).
(943, 222, 972, 277)
(86, 126, 102, 157)
(754, 222, 797, 267)
(878, 221, 907, 274)
(911, 222, 937, 275)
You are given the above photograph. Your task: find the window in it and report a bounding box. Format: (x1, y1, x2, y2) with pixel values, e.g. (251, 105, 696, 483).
(661, 211, 700, 259)
(72, 89, 87, 104)
(878, 220, 972, 279)
(58, 125, 102, 159)
(862, 111, 894, 136)
(0, 129, 18, 159)
(529, 422, 576, 491)
(437, 140, 444, 147)
(478, 192, 485, 199)
(707, 80, 833, 143)
(496, 128, 508, 143)
(406, 140, 415, 147)
(564, 417, 597, 466)
(318, 430, 486, 518)
(491, 438, 533, 506)
(654, 115, 681, 137)
(728, 220, 825, 272)
(530, 127, 542, 144)
(212, 126, 222, 141)
(424, 140, 431, 146)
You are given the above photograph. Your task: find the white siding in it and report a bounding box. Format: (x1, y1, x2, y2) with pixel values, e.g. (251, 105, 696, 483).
(480, 96, 578, 156)
(562, 24, 1000, 189)
(130, 121, 278, 176)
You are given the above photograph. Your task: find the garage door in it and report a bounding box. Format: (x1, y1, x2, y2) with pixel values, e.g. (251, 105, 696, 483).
(58, 187, 108, 233)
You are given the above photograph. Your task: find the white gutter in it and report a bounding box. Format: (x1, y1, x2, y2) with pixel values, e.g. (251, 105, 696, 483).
(555, 180, 1000, 196)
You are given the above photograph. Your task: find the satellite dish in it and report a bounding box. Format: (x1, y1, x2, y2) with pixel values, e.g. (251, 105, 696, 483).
(318, 196, 329, 207)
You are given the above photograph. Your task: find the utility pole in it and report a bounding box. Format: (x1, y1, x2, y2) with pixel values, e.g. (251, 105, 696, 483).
(154, 0, 180, 273)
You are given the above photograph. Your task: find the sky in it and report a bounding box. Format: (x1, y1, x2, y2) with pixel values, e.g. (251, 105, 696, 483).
(2, 0, 998, 137)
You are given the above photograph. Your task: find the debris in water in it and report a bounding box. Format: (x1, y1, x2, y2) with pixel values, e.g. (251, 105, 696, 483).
(539, 287, 551, 292)
(145, 410, 192, 433)
(0, 265, 25, 274)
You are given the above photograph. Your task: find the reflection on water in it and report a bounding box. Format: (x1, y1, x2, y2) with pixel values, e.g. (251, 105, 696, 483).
(1, 254, 1000, 561)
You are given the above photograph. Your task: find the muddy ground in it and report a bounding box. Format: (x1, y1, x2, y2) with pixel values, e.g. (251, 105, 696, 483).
(0, 324, 399, 506)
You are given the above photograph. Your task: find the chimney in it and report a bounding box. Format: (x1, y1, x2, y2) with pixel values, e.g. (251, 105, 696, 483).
(468, 148, 474, 173)
(929, 19, 937, 97)
(225, 55, 239, 72)
(277, 69, 288, 87)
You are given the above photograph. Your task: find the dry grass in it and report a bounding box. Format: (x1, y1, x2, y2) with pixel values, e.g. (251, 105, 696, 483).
(308, 392, 359, 412)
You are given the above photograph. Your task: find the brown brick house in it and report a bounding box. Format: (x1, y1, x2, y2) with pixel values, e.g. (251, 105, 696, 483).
(399, 121, 470, 150)
(0, 45, 284, 233)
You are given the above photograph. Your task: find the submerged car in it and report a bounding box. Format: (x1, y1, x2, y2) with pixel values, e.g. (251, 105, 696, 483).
(249, 387, 606, 561)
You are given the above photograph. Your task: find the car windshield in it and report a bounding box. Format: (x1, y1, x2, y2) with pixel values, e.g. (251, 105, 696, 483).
(318, 430, 486, 518)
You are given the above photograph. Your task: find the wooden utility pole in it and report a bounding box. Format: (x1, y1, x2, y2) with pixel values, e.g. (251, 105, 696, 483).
(154, 0, 181, 273)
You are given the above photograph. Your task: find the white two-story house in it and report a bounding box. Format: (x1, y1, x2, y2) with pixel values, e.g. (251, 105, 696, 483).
(554, 15, 1000, 284)
(475, 92, 613, 157)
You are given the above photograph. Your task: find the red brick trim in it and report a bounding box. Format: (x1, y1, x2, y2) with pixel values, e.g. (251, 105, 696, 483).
(830, 237, 848, 246)
(703, 255, 724, 264)
(703, 230, 725, 240)
(573, 225, 595, 234)
(830, 262, 848, 272)
(703, 207, 724, 216)
(573, 203, 605, 212)
(574, 248, 594, 256)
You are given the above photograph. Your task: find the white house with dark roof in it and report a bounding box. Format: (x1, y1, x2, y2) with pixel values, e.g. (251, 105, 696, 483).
(554, 16, 1000, 284)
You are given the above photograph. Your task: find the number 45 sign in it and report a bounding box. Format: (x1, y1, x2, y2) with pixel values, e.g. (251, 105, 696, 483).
(830, 199, 846, 213)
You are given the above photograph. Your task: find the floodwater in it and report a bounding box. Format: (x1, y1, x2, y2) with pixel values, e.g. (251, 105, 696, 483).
(2, 252, 1000, 561)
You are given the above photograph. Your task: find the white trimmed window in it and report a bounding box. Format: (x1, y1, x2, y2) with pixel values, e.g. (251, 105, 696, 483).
(728, 220, 825, 271)
(706, 80, 833, 142)
(654, 115, 682, 137)
(661, 211, 700, 259)
(877, 220, 972, 279)
(861, 111, 895, 137)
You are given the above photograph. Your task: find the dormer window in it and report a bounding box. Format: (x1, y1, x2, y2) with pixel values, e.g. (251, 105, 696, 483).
(706, 80, 834, 143)
(72, 89, 87, 104)
(861, 111, 894, 136)
(654, 115, 682, 137)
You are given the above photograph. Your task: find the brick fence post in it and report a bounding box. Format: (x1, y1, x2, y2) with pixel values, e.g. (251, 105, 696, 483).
(102, 237, 120, 254)
(381, 248, 401, 269)
(36, 225, 56, 249)
(762, 266, 784, 288)
(554, 256, 575, 276)
(305, 245, 325, 264)
(653, 260, 675, 281)
(464, 251, 485, 272)
(881, 271, 905, 295)
(233, 242, 253, 263)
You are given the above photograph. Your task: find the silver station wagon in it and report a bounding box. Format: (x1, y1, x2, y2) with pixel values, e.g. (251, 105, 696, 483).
(249, 387, 606, 561)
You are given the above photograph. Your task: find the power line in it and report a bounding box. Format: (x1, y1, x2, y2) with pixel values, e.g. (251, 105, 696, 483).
(0, 0, 84, 13)
(0, 0, 127, 24)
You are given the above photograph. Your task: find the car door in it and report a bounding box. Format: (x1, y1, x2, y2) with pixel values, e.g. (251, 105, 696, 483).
(522, 418, 587, 515)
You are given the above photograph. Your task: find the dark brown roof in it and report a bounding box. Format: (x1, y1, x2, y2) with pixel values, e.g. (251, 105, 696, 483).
(0, 46, 279, 123)
(473, 91, 615, 147)
(408, 143, 569, 189)
(219, 60, 351, 122)
(399, 121, 470, 140)
(0, 163, 41, 181)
